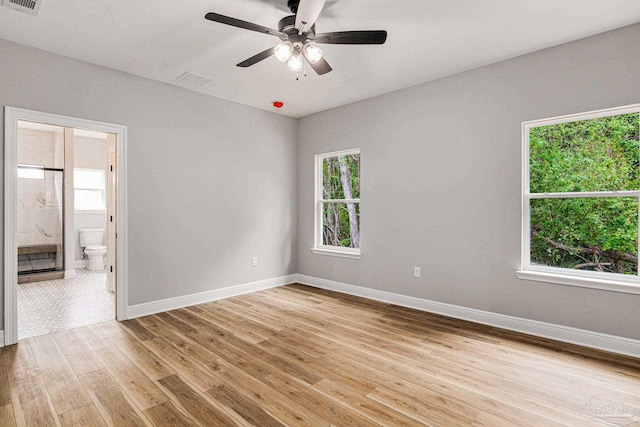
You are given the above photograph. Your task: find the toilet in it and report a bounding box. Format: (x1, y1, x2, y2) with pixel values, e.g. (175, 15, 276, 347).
(79, 228, 107, 271)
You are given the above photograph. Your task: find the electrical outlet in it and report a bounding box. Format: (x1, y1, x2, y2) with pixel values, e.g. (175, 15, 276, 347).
(252, 257, 258, 267)
(413, 266, 421, 278)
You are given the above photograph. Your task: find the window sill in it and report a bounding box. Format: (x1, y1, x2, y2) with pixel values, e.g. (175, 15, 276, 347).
(311, 248, 361, 259)
(516, 270, 640, 295)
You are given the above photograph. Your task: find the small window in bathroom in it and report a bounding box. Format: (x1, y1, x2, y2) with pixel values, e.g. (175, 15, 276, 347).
(74, 168, 105, 211)
(18, 164, 45, 180)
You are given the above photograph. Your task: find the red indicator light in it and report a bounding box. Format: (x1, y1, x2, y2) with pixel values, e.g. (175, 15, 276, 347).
(273, 101, 284, 108)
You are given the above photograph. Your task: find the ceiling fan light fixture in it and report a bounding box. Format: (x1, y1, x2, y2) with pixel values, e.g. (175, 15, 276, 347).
(204, 5, 387, 76)
(303, 42, 323, 63)
(287, 51, 303, 71)
(274, 41, 293, 62)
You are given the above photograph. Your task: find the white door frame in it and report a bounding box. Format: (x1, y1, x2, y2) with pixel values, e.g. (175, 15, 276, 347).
(4, 107, 128, 345)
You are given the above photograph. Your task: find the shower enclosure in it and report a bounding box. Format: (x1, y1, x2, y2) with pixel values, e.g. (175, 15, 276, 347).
(17, 122, 66, 277)
(17, 166, 64, 274)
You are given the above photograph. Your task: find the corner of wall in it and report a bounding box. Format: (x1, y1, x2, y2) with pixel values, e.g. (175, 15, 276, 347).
(292, 115, 302, 276)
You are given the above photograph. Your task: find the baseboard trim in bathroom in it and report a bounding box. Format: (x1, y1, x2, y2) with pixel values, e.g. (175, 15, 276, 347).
(75, 259, 104, 269)
(127, 274, 297, 319)
(0, 330, 5, 347)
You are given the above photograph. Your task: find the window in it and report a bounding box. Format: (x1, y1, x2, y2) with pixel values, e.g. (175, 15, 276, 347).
(74, 168, 105, 211)
(519, 105, 640, 294)
(18, 164, 45, 180)
(313, 149, 361, 258)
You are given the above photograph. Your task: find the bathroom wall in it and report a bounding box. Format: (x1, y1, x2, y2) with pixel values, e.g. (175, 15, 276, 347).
(73, 135, 108, 263)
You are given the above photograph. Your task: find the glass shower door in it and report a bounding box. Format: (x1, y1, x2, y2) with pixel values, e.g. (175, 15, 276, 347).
(17, 166, 64, 274)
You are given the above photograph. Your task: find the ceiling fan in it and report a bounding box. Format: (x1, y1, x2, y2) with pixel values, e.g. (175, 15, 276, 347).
(204, 0, 387, 76)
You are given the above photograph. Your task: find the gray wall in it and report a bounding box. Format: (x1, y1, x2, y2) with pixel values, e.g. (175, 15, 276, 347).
(297, 23, 640, 340)
(0, 39, 298, 325)
(3, 23, 640, 341)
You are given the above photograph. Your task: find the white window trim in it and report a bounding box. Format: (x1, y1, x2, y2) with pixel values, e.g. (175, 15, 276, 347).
(313, 148, 361, 259)
(311, 247, 362, 259)
(520, 103, 640, 294)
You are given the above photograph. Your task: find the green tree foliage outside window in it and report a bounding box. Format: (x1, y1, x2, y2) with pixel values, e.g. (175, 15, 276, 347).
(322, 153, 360, 248)
(529, 113, 639, 275)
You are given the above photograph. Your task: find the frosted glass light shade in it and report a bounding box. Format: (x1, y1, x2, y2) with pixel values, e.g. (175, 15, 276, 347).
(274, 42, 293, 62)
(287, 53, 303, 71)
(303, 43, 323, 63)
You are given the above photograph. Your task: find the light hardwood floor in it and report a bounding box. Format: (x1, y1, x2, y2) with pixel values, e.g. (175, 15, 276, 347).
(1, 284, 639, 426)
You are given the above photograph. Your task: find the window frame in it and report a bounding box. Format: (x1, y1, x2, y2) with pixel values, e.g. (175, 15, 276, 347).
(74, 167, 106, 212)
(312, 148, 361, 259)
(518, 103, 640, 295)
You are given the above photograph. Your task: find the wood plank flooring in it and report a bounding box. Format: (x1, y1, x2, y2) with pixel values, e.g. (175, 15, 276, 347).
(1, 283, 639, 426)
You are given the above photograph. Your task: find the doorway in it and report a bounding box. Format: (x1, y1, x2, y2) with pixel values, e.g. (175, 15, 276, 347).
(4, 107, 128, 345)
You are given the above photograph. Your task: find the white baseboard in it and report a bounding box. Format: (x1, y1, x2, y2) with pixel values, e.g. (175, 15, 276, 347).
(127, 274, 297, 319)
(295, 274, 640, 359)
(74, 258, 107, 269)
(64, 269, 76, 279)
(0, 330, 5, 348)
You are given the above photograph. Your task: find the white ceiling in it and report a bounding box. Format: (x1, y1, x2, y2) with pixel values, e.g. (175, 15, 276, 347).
(1, 0, 640, 118)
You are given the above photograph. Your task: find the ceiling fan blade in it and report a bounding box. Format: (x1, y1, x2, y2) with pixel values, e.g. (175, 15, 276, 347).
(237, 47, 276, 67)
(205, 12, 285, 38)
(295, 0, 327, 33)
(303, 54, 332, 75)
(315, 30, 387, 45)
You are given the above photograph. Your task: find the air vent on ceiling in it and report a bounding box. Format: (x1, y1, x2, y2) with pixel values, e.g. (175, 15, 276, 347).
(176, 71, 211, 87)
(2, 0, 43, 16)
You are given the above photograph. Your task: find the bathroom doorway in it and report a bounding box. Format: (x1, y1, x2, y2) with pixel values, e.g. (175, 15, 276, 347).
(4, 107, 128, 345)
(16, 123, 114, 339)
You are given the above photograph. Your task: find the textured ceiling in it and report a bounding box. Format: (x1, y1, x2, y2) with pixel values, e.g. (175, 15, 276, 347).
(1, 0, 640, 117)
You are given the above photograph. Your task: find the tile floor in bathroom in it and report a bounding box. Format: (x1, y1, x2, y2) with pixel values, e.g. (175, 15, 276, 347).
(17, 268, 115, 339)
